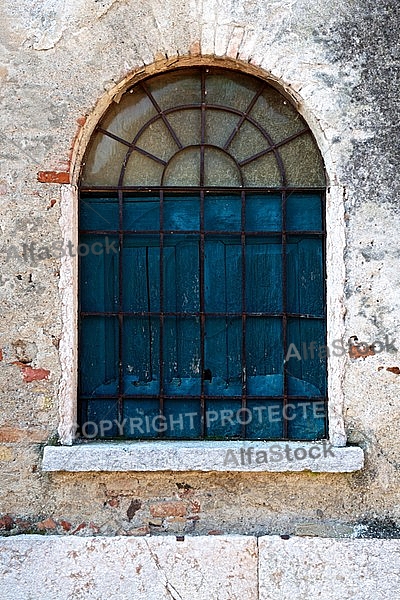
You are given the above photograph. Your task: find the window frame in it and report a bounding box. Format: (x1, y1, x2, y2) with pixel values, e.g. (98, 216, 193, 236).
(44, 60, 363, 472)
(78, 67, 328, 442)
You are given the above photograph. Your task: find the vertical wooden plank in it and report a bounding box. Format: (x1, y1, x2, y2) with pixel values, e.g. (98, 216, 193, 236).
(80, 234, 119, 312)
(79, 316, 118, 396)
(286, 237, 323, 316)
(246, 238, 282, 313)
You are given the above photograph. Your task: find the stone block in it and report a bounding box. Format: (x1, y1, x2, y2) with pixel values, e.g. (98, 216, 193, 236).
(259, 536, 400, 600)
(0, 535, 258, 600)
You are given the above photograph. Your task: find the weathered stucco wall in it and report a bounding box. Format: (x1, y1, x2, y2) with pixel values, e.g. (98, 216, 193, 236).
(0, 0, 400, 541)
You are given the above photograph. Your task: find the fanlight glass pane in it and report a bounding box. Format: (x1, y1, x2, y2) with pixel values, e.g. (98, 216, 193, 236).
(279, 134, 325, 187)
(163, 147, 242, 187)
(242, 153, 281, 187)
(205, 109, 240, 147)
(228, 120, 271, 162)
(145, 70, 201, 110)
(204, 148, 241, 187)
(124, 150, 164, 186)
(163, 147, 200, 186)
(250, 87, 305, 144)
(100, 87, 158, 143)
(81, 132, 127, 186)
(167, 109, 201, 146)
(205, 69, 260, 111)
(135, 118, 178, 162)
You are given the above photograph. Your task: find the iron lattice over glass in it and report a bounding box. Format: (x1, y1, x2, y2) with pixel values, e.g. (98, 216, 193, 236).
(79, 66, 327, 441)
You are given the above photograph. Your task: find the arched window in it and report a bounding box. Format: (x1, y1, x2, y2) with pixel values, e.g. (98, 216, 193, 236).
(79, 66, 326, 441)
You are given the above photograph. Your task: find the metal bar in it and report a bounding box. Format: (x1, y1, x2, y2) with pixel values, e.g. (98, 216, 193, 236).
(145, 246, 153, 381)
(200, 70, 206, 188)
(241, 189, 247, 438)
(96, 129, 168, 165)
(81, 311, 325, 319)
(239, 128, 309, 167)
(159, 190, 165, 436)
(131, 146, 168, 165)
(282, 190, 288, 439)
(199, 69, 206, 437)
(200, 188, 206, 437)
(117, 188, 124, 430)
(321, 189, 328, 437)
(97, 127, 133, 148)
(77, 193, 86, 432)
(80, 229, 325, 237)
(80, 394, 326, 401)
(80, 186, 326, 193)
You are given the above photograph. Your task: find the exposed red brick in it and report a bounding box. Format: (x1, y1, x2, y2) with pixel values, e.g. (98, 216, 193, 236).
(37, 517, 57, 530)
(37, 171, 70, 184)
(190, 500, 201, 513)
(0, 349, 3, 361)
(13, 362, 50, 382)
(107, 497, 120, 508)
(124, 526, 150, 537)
(14, 519, 31, 531)
(387, 366, 400, 375)
(189, 40, 201, 56)
(208, 529, 224, 535)
(0, 515, 14, 531)
(0, 426, 47, 443)
(149, 501, 187, 518)
(166, 516, 186, 524)
(60, 520, 72, 531)
(76, 116, 87, 127)
(348, 343, 375, 359)
(72, 522, 86, 534)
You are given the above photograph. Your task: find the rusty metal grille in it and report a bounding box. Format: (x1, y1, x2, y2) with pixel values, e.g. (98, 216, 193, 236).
(78, 66, 327, 440)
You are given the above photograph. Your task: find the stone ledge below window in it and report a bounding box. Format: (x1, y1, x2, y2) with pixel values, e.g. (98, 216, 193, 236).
(42, 441, 364, 473)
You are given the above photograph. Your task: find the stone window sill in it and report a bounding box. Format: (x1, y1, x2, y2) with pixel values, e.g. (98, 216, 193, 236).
(42, 441, 364, 473)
